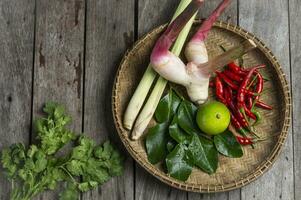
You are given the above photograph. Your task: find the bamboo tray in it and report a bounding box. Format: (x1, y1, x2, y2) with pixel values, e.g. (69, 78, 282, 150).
(112, 21, 291, 193)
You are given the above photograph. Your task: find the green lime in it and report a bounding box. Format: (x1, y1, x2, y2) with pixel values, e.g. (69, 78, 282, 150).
(196, 101, 230, 135)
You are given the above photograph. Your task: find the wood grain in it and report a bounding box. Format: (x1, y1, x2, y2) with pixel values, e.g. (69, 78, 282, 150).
(82, 0, 135, 199)
(289, 0, 301, 199)
(239, 1, 294, 199)
(189, 1, 238, 199)
(197, 0, 237, 23)
(33, 0, 85, 199)
(0, 0, 298, 199)
(136, 0, 187, 199)
(0, 0, 35, 199)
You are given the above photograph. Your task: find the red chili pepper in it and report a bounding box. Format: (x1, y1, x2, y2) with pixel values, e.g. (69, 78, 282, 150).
(223, 70, 243, 82)
(223, 85, 231, 105)
(254, 72, 263, 101)
(215, 76, 224, 97)
(223, 88, 229, 105)
(255, 100, 273, 110)
(215, 76, 227, 105)
(216, 71, 257, 96)
(246, 96, 253, 110)
(243, 104, 256, 120)
(230, 114, 248, 136)
(246, 73, 258, 90)
(228, 101, 249, 128)
(216, 71, 237, 88)
(218, 71, 256, 138)
(236, 136, 253, 145)
(225, 86, 250, 134)
(237, 65, 265, 109)
(227, 85, 233, 99)
(228, 62, 247, 75)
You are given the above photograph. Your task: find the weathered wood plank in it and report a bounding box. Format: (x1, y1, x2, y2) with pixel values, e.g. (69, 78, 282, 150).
(189, 0, 238, 199)
(0, 0, 35, 199)
(290, 0, 301, 200)
(197, 0, 237, 23)
(135, 165, 187, 200)
(239, 1, 294, 200)
(82, 0, 135, 199)
(33, 0, 85, 199)
(138, 0, 178, 36)
(136, 0, 187, 199)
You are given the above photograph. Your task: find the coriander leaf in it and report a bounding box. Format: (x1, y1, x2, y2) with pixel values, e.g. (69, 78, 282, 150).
(35, 103, 75, 155)
(187, 134, 218, 174)
(84, 167, 110, 185)
(1, 143, 26, 178)
(214, 130, 243, 158)
(71, 135, 94, 160)
(105, 147, 124, 176)
(1, 149, 17, 177)
(10, 143, 26, 164)
(32, 149, 47, 173)
(51, 167, 65, 182)
(77, 181, 99, 192)
(78, 182, 90, 192)
(102, 141, 114, 160)
(93, 141, 120, 162)
(155, 89, 181, 123)
(1, 102, 125, 200)
(60, 182, 79, 200)
(44, 102, 68, 122)
(66, 160, 84, 176)
(27, 144, 38, 158)
(145, 123, 169, 164)
(166, 143, 193, 181)
(93, 145, 103, 158)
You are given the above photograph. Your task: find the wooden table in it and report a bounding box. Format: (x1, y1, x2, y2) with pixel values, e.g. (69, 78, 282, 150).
(0, 0, 299, 199)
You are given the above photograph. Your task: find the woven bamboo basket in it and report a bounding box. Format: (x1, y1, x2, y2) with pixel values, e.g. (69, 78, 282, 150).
(112, 20, 291, 193)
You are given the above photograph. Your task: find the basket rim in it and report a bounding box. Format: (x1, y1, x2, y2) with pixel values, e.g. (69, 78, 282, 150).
(111, 20, 291, 193)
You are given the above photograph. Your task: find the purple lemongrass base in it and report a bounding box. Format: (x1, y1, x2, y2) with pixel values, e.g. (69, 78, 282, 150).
(191, 0, 231, 43)
(151, 0, 204, 64)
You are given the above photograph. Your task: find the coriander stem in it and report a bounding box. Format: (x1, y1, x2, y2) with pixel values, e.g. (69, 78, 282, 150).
(59, 166, 79, 185)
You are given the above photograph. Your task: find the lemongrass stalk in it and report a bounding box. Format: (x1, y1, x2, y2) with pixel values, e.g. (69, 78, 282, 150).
(123, 66, 156, 130)
(123, 0, 194, 130)
(131, 8, 198, 140)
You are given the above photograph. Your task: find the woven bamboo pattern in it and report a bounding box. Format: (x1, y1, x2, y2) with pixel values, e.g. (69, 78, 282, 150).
(112, 20, 291, 193)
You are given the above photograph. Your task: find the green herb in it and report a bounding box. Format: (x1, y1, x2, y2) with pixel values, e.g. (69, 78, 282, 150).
(187, 133, 218, 174)
(169, 115, 190, 143)
(146, 89, 181, 164)
(155, 89, 181, 123)
(146, 89, 244, 182)
(166, 143, 193, 181)
(177, 100, 199, 135)
(145, 123, 169, 164)
(1, 102, 124, 200)
(166, 140, 177, 153)
(35, 102, 76, 155)
(213, 130, 243, 158)
(59, 183, 79, 200)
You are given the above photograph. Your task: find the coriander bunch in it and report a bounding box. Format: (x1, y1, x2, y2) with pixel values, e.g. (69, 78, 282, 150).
(1, 102, 124, 200)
